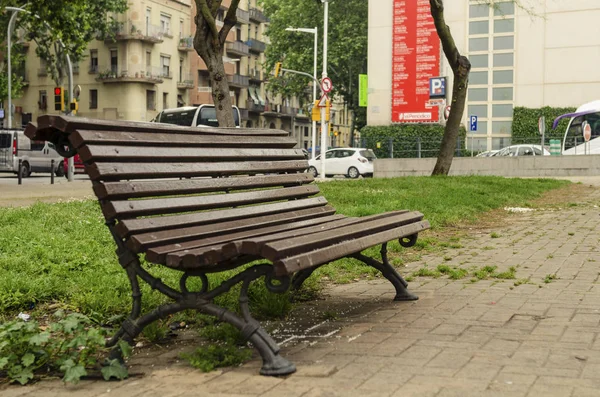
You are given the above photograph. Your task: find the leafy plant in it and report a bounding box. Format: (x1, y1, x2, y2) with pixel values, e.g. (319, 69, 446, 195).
(180, 344, 252, 373)
(544, 274, 558, 283)
(0, 310, 129, 384)
(511, 106, 576, 143)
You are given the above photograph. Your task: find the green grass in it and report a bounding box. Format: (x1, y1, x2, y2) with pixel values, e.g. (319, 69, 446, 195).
(0, 176, 568, 323)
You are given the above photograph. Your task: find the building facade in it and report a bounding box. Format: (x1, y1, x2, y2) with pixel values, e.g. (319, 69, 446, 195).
(368, 0, 600, 151)
(8, 0, 312, 148)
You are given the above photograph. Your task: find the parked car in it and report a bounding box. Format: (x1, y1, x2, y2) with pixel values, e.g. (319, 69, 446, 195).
(476, 150, 499, 157)
(308, 148, 376, 178)
(492, 145, 550, 157)
(62, 153, 86, 178)
(0, 130, 63, 178)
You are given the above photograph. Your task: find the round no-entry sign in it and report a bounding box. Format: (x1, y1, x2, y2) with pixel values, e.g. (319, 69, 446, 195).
(444, 106, 451, 120)
(583, 121, 592, 142)
(321, 77, 333, 93)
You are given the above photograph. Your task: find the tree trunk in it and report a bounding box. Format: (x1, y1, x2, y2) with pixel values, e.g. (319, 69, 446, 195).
(429, 0, 471, 176)
(194, 0, 239, 128)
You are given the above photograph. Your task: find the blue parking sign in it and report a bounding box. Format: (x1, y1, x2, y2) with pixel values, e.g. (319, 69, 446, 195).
(470, 115, 478, 132)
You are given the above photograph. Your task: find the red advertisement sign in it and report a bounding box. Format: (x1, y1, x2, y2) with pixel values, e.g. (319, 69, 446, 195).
(391, 0, 441, 123)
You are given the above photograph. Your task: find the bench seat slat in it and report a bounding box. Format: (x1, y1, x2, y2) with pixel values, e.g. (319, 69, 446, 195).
(115, 196, 329, 237)
(37, 115, 289, 136)
(78, 146, 305, 163)
(150, 214, 347, 266)
(173, 210, 410, 268)
(70, 130, 298, 149)
(258, 211, 424, 260)
(132, 206, 338, 254)
(273, 221, 431, 276)
(94, 174, 314, 200)
(104, 185, 320, 219)
(86, 160, 308, 181)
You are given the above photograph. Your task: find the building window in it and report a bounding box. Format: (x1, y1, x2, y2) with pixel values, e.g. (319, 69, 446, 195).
(38, 90, 47, 110)
(160, 14, 171, 35)
(304, 127, 309, 137)
(163, 92, 168, 109)
(90, 89, 98, 109)
(160, 55, 170, 78)
(90, 50, 98, 73)
(110, 49, 118, 73)
(146, 90, 156, 110)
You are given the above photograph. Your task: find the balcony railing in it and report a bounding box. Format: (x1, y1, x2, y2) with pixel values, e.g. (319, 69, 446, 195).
(228, 74, 249, 88)
(177, 73, 194, 89)
(105, 20, 164, 44)
(246, 39, 266, 53)
(249, 68, 261, 81)
(89, 64, 99, 74)
(226, 41, 250, 57)
(249, 7, 269, 23)
(178, 36, 194, 51)
(236, 8, 250, 23)
(247, 99, 265, 113)
(96, 66, 164, 84)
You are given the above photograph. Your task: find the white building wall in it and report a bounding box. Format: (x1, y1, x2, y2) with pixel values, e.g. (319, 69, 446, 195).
(368, 0, 600, 150)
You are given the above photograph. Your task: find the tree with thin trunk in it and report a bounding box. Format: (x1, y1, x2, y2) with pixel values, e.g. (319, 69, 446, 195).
(193, 0, 240, 128)
(429, 0, 471, 176)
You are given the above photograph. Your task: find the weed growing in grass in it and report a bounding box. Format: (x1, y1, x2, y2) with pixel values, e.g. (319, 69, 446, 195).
(547, 254, 554, 259)
(514, 278, 530, 287)
(0, 310, 129, 385)
(494, 266, 517, 279)
(483, 246, 494, 250)
(321, 310, 339, 321)
(412, 266, 441, 278)
(443, 256, 452, 262)
(490, 232, 501, 238)
(180, 344, 252, 373)
(436, 265, 468, 280)
(141, 320, 171, 344)
(544, 274, 558, 283)
(568, 232, 575, 236)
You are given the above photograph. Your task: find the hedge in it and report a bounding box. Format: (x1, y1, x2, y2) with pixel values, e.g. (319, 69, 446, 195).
(511, 106, 576, 143)
(360, 124, 467, 158)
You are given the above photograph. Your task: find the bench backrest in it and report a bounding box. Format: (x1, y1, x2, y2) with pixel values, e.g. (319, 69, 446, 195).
(28, 116, 333, 260)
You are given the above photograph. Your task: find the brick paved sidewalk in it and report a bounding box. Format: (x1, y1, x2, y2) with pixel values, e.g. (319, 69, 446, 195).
(4, 185, 600, 397)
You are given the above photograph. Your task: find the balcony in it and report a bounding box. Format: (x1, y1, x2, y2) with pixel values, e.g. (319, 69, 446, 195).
(177, 74, 194, 89)
(105, 20, 164, 44)
(16, 69, 28, 87)
(178, 36, 194, 51)
(249, 7, 269, 23)
(89, 64, 99, 74)
(247, 99, 265, 113)
(249, 68, 261, 82)
(228, 74, 249, 88)
(238, 107, 249, 120)
(281, 106, 295, 117)
(236, 8, 250, 24)
(96, 66, 164, 84)
(226, 41, 250, 57)
(246, 39, 266, 53)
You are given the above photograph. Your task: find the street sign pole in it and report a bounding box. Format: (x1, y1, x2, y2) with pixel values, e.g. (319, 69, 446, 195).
(538, 116, 546, 161)
(319, 0, 330, 180)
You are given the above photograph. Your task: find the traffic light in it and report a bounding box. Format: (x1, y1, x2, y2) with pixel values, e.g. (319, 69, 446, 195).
(274, 62, 282, 77)
(54, 87, 65, 112)
(69, 101, 79, 113)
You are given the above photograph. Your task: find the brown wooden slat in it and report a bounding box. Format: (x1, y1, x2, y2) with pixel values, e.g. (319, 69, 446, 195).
(104, 185, 320, 219)
(94, 173, 315, 200)
(86, 160, 308, 181)
(161, 215, 349, 268)
(259, 211, 425, 261)
(79, 146, 305, 163)
(230, 210, 411, 258)
(69, 130, 297, 149)
(38, 115, 289, 136)
(134, 205, 338, 254)
(176, 214, 397, 268)
(23, 122, 38, 140)
(115, 196, 329, 237)
(273, 221, 431, 277)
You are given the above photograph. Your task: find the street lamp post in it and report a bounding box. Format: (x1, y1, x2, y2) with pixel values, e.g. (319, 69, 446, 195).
(285, 26, 318, 160)
(6, 6, 27, 129)
(319, 0, 330, 179)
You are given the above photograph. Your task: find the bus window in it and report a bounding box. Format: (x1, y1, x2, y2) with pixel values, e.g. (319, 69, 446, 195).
(160, 110, 196, 126)
(198, 105, 240, 127)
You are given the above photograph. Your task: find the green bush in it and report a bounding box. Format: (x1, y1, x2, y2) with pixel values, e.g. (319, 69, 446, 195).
(511, 106, 576, 143)
(360, 124, 467, 158)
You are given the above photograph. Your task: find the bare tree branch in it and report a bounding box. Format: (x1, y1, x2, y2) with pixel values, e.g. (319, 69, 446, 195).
(196, 0, 219, 45)
(219, 0, 240, 46)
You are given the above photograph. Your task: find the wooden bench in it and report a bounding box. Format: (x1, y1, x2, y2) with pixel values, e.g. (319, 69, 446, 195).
(26, 115, 430, 376)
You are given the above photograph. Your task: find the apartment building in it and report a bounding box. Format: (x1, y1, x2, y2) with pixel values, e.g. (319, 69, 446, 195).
(8, 0, 312, 148)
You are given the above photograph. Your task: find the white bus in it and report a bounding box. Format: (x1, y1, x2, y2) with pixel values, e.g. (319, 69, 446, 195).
(153, 104, 241, 128)
(555, 100, 600, 155)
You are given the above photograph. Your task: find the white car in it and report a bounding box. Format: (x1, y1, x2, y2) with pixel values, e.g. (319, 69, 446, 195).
(492, 144, 550, 157)
(308, 148, 376, 178)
